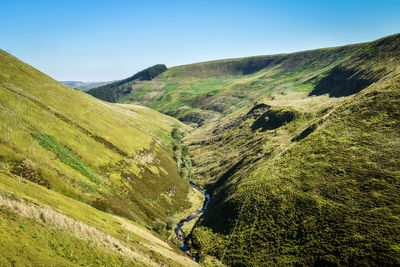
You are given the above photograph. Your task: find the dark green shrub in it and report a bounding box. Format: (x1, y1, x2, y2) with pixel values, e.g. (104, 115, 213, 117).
(166, 217, 177, 231)
(171, 127, 182, 142)
(152, 219, 166, 235)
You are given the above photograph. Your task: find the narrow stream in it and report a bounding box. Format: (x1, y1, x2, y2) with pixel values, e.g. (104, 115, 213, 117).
(174, 182, 211, 261)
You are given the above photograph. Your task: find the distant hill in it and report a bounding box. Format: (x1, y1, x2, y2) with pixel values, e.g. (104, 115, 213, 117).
(60, 80, 113, 91)
(87, 64, 167, 102)
(61, 80, 87, 87)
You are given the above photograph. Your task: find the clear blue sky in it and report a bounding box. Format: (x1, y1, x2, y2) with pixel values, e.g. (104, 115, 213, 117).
(1, 0, 399, 81)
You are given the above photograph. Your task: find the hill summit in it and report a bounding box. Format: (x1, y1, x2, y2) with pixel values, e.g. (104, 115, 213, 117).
(87, 64, 167, 102)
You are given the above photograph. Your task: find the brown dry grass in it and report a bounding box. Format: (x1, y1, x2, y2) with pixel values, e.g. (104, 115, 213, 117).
(0, 192, 160, 266)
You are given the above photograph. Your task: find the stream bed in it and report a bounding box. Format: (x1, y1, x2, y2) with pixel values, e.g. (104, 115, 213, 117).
(174, 182, 210, 261)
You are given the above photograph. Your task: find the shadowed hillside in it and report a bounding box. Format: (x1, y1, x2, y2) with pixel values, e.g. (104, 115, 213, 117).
(310, 33, 400, 96)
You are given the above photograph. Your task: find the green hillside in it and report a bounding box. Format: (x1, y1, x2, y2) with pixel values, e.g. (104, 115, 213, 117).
(0, 49, 199, 266)
(118, 44, 362, 126)
(184, 34, 400, 265)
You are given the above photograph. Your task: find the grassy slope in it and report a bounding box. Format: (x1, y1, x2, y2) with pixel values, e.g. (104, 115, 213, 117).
(0, 49, 198, 266)
(184, 34, 400, 266)
(0, 172, 198, 266)
(120, 44, 362, 126)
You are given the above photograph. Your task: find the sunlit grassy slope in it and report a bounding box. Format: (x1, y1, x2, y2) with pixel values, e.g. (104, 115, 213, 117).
(119, 44, 363, 126)
(0, 49, 198, 266)
(184, 34, 400, 265)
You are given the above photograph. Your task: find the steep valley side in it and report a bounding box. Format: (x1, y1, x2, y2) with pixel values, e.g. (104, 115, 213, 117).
(181, 34, 400, 266)
(0, 49, 201, 266)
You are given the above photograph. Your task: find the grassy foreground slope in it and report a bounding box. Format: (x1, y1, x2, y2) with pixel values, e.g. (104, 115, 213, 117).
(0, 49, 197, 266)
(185, 34, 400, 265)
(119, 44, 362, 126)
